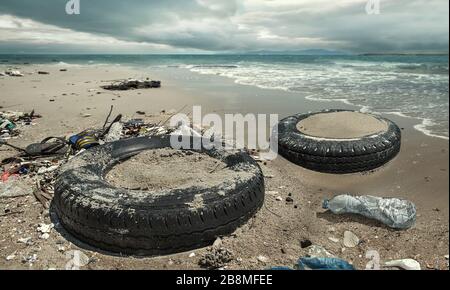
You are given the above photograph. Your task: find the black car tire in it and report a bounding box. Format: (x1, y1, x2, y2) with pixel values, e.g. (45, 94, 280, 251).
(278, 109, 401, 174)
(54, 136, 265, 255)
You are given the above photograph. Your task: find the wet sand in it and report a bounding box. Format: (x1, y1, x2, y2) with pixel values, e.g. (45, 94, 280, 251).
(0, 64, 448, 270)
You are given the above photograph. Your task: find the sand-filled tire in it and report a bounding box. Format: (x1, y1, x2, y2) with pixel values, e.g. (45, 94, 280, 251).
(53, 135, 265, 255)
(278, 109, 401, 174)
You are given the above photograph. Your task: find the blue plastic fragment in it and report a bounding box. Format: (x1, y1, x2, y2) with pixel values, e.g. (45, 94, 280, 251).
(297, 257, 355, 270)
(269, 266, 294, 270)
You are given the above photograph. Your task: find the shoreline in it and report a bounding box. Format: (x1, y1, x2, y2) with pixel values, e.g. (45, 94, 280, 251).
(182, 66, 450, 141)
(0, 64, 448, 270)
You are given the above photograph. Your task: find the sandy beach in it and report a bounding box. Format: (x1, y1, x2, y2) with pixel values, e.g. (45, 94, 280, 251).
(0, 64, 448, 270)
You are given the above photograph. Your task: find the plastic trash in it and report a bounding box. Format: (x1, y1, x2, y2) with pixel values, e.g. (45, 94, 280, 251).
(307, 245, 335, 258)
(269, 266, 294, 270)
(297, 257, 355, 270)
(6, 70, 24, 77)
(323, 195, 416, 229)
(0, 118, 16, 131)
(69, 130, 99, 150)
(384, 259, 421, 270)
(104, 122, 123, 142)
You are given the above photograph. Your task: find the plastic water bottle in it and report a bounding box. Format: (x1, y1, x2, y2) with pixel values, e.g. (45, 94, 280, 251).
(323, 195, 416, 230)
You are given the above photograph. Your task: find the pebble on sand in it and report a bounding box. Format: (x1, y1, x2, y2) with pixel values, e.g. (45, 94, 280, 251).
(257, 255, 269, 263)
(343, 231, 360, 248)
(328, 237, 340, 243)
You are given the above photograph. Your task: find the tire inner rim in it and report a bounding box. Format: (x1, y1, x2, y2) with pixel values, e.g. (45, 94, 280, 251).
(296, 111, 389, 139)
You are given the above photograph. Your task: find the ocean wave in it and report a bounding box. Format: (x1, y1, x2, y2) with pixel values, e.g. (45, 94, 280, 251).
(192, 65, 239, 69)
(396, 63, 449, 74)
(48, 61, 82, 68)
(186, 60, 449, 140)
(414, 118, 449, 141)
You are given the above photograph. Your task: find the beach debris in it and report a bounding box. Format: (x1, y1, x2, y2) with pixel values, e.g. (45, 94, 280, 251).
(257, 255, 269, 263)
(37, 223, 54, 234)
(323, 195, 417, 229)
(101, 79, 161, 91)
(0, 118, 16, 131)
(38, 71, 50, 75)
(307, 245, 335, 258)
(199, 247, 234, 269)
(124, 118, 145, 128)
(1, 110, 40, 127)
(121, 118, 171, 137)
(33, 190, 51, 209)
(189, 252, 196, 258)
(384, 259, 421, 270)
(6, 253, 16, 261)
(33, 180, 54, 209)
(69, 130, 99, 150)
(297, 257, 355, 270)
(18, 237, 33, 245)
(5, 70, 24, 77)
(22, 253, 38, 264)
(65, 250, 90, 270)
(104, 122, 123, 142)
(343, 231, 360, 248)
(40, 233, 50, 240)
(37, 165, 59, 175)
(300, 239, 313, 249)
(60, 69, 68, 72)
(269, 266, 294, 270)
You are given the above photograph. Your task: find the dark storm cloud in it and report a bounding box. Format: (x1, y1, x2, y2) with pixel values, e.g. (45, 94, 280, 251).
(0, 0, 448, 53)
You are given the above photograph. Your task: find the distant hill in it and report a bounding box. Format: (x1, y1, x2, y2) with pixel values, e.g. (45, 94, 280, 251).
(234, 49, 352, 56)
(360, 52, 449, 56)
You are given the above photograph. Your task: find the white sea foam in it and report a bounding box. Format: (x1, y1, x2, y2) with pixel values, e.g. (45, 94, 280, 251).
(187, 60, 449, 140)
(50, 61, 82, 68)
(414, 118, 449, 141)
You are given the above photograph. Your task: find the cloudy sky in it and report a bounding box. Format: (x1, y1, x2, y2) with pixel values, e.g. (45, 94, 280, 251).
(0, 0, 448, 54)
